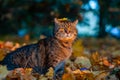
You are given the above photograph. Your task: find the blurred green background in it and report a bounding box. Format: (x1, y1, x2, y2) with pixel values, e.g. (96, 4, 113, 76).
(0, 0, 120, 39)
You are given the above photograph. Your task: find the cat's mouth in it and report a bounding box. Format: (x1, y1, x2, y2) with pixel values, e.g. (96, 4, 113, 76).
(55, 33, 76, 41)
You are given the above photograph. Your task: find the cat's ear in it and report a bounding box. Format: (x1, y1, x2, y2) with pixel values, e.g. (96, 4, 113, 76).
(54, 18, 60, 24)
(73, 19, 78, 25)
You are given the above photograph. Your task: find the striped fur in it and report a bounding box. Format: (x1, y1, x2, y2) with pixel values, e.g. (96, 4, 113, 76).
(0, 18, 78, 74)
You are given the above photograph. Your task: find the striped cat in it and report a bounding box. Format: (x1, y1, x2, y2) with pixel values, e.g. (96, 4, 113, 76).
(0, 18, 78, 79)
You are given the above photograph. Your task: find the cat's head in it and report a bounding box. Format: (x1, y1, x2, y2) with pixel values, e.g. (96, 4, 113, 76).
(54, 18, 78, 42)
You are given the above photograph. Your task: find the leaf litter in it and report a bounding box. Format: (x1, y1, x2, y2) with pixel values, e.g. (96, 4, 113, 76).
(0, 38, 120, 80)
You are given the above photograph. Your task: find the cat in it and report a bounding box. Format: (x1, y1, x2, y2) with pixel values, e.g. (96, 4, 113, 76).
(0, 18, 78, 79)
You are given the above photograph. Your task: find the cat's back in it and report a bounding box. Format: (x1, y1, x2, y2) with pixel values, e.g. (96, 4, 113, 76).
(0, 43, 38, 64)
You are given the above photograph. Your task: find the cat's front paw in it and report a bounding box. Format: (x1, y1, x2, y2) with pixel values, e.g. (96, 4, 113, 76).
(53, 61, 65, 80)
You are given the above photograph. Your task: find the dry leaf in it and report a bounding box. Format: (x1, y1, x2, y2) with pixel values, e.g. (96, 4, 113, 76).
(74, 57, 91, 68)
(91, 52, 100, 63)
(102, 57, 112, 67)
(95, 71, 109, 80)
(62, 73, 75, 80)
(39, 75, 48, 80)
(72, 69, 82, 74)
(4, 41, 13, 49)
(0, 41, 4, 49)
(6, 68, 34, 80)
(45, 67, 54, 77)
(11, 43, 20, 51)
(0, 49, 6, 61)
(0, 66, 9, 79)
(72, 69, 94, 80)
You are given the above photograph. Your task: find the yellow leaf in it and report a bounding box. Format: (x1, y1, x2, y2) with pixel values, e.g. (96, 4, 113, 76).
(72, 69, 82, 74)
(72, 39, 84, 57)
(58, 18, 68, 21)
(45, 67, 54, 77)
(24, 68, 32, 75)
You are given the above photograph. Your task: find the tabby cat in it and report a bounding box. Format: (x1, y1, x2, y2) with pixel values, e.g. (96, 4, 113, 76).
(0, 18, 78, 78)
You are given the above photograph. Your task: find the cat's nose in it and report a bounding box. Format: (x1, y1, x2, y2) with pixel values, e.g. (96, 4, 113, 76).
(66, 30, 70, 34)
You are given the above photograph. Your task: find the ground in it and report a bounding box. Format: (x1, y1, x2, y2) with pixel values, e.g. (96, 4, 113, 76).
(0, 36, 120, 80)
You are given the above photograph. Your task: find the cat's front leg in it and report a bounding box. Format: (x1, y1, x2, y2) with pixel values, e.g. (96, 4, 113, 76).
(53, 61, 65, 80)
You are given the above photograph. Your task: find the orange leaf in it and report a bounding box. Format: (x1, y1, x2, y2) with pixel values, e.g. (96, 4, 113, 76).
(102, 58, 111, 67)
(62, 73, 75, 80)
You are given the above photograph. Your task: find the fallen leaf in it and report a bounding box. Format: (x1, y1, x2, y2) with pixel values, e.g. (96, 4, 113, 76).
(74, 57, 91, 68)
(0, 49, 6, 61)
(45, 67, 54, 77)
(95, 71, 109, 80)
(62, 73, 75, 80)
(102, 57, 111, 67)
(0, 66, 9, 80)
